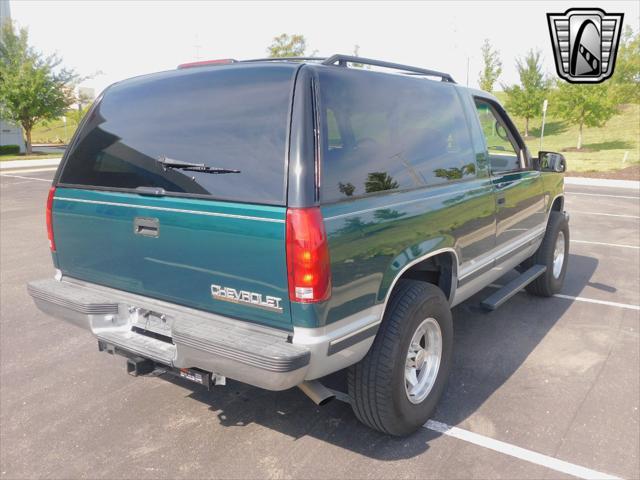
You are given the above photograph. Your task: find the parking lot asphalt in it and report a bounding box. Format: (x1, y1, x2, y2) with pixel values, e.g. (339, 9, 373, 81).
(1, 170, 638, 480)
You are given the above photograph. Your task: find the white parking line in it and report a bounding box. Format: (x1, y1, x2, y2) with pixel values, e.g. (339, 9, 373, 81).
(1, 180, 39, 186)
(567, 192, 639, 200)
(331, 391, 622, 479)
(488, 284, 640, 311)
(571, 211, 640, 219)
(1, 167, 58, 174)
(0, 174, 51, 183)
(424, 420, 621, 480)
(572, 239, 640, 250)
(553, 294, 640, 311)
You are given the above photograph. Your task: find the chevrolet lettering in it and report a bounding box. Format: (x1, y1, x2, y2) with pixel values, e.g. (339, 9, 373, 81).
(211, 285, 283, 313)
(28, 55, 569, 435)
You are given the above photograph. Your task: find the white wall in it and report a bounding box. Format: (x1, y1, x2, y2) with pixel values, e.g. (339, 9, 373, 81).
(0, 120, 26, 152)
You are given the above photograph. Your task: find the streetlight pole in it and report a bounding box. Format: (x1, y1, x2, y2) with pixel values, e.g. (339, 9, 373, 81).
(539, 99, 548, 152)
(466, 56, 470, 87)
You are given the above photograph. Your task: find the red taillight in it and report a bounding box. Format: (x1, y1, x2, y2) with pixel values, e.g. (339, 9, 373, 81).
(46, 186, 56, 252)
(286, 207, 331, 303)
(177, 59, 237, 69)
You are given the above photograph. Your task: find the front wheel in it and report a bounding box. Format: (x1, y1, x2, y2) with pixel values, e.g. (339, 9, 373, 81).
(524, 211, 570, 297)
(348, 280, 453, 436)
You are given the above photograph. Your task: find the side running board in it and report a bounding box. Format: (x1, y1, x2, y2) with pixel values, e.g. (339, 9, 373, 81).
(481, 265, 547, 311)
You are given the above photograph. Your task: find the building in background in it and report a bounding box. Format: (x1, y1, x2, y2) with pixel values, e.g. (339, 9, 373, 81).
(0, 120, 24, 153)
(0, 0, 25, 152)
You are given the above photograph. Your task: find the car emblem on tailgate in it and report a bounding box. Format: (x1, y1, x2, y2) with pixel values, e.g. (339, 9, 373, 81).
(211, 284, 283, 313)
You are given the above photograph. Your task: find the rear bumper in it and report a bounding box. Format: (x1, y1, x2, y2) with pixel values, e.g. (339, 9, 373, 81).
(27, 277, 310, 391)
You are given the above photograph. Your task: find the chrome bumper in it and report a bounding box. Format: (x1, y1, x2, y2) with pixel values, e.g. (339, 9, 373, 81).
(27, 277, 310, 391)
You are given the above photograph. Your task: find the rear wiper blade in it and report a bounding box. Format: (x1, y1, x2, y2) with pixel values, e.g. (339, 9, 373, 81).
(157, 156, 240, 174)
(158, 156, 205, 169)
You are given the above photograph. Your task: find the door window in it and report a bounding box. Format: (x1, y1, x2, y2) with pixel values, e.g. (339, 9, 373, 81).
(474, 100, 522, 174)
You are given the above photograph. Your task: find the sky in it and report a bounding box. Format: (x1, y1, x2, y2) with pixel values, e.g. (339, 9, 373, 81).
(7, 0, 640, 96)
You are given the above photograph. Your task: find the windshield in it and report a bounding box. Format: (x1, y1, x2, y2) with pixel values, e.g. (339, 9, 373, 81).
(58, 64, 297, 205)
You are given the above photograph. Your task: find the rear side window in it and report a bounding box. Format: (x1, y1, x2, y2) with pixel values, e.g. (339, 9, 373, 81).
(59, 65, 296, 205)
(317, 68, 476, 202)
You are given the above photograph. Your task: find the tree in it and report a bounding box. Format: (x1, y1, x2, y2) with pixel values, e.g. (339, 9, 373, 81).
(0, 21, 79, 154)
(68, 90, 93, 125)
(373, 209, 405, 221)
(338, 181, 355, 197)
(478, 39, 502, 93)
(0, 21, 80, 154)
(339, 217, 371, 235)
(553, 82, 616, 150)
(267, 34, 306, 58)
(67, 102, 90, 126)
(434, 163, 476, 181)
(610, 25, 640, 104)
(502, 50, 548, 137)
(365, 172, 398, 193)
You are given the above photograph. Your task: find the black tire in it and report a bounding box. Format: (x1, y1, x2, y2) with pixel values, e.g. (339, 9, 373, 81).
(523, 211, 570, 297)
(347, 280, 453, 436)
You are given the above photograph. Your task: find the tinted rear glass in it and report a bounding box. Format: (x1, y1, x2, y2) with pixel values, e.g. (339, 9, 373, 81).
(59, 64, 296, 205)
(317, 68, 476, 202)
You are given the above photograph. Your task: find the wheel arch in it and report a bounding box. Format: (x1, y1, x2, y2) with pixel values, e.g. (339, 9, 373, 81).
(380, 248, 459, 309)
(550, 194, 564, 213)
(304, 249, 458, 383)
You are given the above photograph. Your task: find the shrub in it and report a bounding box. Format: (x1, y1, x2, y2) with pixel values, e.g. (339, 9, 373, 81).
(0, 145, 20, 155)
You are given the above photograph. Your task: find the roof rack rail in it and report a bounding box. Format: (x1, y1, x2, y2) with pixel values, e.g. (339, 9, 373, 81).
(241, 57, 327, 63)
(321, 54, 456, 83)
(177, 59, 238, 69)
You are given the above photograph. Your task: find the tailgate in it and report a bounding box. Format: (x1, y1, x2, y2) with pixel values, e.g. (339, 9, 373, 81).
(53, 188, 291, 329)
(50, 63, 299, 330)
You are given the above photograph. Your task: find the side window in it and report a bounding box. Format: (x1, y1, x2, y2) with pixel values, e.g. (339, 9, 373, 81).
(350, 112, 391, 147)
(318, 69, 477, 202)
(474, 100, 522, 174)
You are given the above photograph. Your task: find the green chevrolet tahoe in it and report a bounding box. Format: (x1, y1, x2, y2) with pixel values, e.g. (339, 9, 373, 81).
(28, 55, 569, 435)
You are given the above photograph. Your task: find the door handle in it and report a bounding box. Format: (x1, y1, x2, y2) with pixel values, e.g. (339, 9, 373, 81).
(133, 217, 159, 237)
(497, 196, 506, 205)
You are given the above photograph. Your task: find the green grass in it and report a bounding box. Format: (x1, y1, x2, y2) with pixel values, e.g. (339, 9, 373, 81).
(495, 93, 639, 173)
(32, 115, 81, 144)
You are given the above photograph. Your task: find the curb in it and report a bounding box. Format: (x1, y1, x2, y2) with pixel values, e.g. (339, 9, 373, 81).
(565, 177, 640, 191)
(0, 158, 62, 170)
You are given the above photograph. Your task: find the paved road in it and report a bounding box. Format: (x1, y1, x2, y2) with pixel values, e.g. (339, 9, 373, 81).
(1, 170, 638, 479)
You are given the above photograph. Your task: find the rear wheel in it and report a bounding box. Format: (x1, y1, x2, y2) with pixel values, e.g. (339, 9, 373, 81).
(523, 211, 570, 297)
(348, 280, 453, 436)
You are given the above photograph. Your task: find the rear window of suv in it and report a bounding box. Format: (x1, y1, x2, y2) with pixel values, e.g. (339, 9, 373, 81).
(59, 64, 296, 205)
(317, 68, 476, 202)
